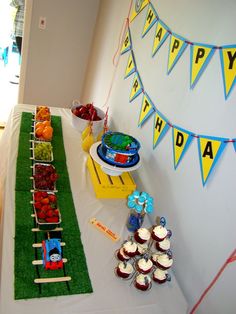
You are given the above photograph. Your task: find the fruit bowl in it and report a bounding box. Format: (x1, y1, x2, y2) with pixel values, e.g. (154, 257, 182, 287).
(34, 121, 53, 142)
(71, 101, 105, 134)
(35, 106, 51, 122)
(32, 191, 61, 230)
(33, 163, 59, 191)
(32, 141, 53, 163)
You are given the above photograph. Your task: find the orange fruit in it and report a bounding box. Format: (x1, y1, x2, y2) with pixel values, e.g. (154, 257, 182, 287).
(45, 126, 53, 133)
(35, 126, 44, 137)
(42, 126, 53, 140)
(42, 120, 51, 127)
(35, 122, 43, 129)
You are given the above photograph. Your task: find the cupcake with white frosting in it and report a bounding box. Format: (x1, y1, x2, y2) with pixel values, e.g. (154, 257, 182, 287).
(153, 268, 168, 284)
(123, 240, 137, 257)
(151, 225, 168, 242)
(151, 252, 160, 267)
(137, 243, 148, 256)
(116, 247, 130, 261)
(116, 261, 134, 279)
(155, 237, 170, 252)
(134, 274, 151, 291)
(156, 253, 173, 270)
(134, 227, 151, 244)
(137, 257, 153, 274)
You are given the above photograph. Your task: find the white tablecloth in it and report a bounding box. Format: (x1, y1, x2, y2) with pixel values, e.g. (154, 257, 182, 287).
(0, 104, 188, 314)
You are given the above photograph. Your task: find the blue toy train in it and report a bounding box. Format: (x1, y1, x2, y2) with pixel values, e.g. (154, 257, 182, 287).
(42, 239, 63, 270)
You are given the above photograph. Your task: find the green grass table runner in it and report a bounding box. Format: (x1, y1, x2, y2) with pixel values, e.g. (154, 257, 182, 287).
(14, 112, 93, 299)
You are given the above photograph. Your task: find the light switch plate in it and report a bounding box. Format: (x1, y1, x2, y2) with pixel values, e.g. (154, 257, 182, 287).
(39, 17, 46, 30)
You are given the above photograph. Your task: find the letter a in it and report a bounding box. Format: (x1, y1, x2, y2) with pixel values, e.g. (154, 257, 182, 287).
(202, 141, 213, 159)
(152, 21, 169, 57)
(198, 135, 228, 186)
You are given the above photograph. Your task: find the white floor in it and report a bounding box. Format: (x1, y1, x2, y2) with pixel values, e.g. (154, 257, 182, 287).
(0, 48, 20, 125)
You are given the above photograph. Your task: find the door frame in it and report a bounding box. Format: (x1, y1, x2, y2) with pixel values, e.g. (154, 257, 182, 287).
(18, 0, 33, 103)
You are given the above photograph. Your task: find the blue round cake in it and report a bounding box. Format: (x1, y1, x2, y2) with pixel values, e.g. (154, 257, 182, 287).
(97, 131, 141, 167)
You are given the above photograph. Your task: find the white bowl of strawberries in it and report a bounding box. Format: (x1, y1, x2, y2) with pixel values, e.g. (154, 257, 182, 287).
(71, 101, 105, 134)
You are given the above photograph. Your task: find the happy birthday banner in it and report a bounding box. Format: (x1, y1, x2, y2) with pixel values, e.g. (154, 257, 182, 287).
(128, 1, 236, 100)
(120, 24, 235, 186)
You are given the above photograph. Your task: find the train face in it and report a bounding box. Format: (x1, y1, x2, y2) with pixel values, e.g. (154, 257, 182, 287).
(42, 239, 63, 270)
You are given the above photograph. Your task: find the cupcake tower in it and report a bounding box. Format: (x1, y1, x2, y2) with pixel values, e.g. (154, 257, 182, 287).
(115, 218, 173, 291)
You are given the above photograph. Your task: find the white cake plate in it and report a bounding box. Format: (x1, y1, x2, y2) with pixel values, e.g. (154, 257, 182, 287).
(89, 142, 141, 176)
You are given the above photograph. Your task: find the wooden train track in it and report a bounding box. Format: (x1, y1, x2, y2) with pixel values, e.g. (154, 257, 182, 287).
(29, 118, 72, 287)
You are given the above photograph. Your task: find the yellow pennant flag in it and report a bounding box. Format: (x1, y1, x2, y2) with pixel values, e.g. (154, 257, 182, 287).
(138, 93, 155, 126)
(198, 136, 228, 186)
(153, 111, 170, 148)
(220, 46, 236, 99)
(130, 0, 149, 23)
(129, 73, 143, 102)
(152, 20, 169, 57)
(142, 3, 158, 37)
(125, 51, 136, 78)
(190, 44, 215, 88)
(120, 28, 132, 55)
(172, 127, 193, 169)
(167, 34, 188, 74)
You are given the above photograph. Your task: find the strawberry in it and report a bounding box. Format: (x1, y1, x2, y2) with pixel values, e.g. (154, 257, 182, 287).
(50, 173, 59, 182)
(34, 191, 43, 202)
(34, 201, 42, 210)
(72, 108, 77, 115)
(46, 209, 54, 217)
(41, 197, 49, 205)
(80, 113, 90, 120)
(41, 205, 49, 212)
(53, 209, 59, 216)
(77, 106, 87, 115)
(48, 194, 57, 203)
(45, 217, 59, 223)
(46, 205, 52, 211)
(37, 210, 46, 219)
(41, 191, 48, 198)
(34, 191, 41, 198)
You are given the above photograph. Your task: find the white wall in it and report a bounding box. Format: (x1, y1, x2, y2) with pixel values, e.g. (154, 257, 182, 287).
(82, 0, 236, 313)
(19, 0, 100, 107)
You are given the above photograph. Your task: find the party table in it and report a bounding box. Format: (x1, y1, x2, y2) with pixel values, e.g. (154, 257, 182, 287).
(0, 104, 188, 314)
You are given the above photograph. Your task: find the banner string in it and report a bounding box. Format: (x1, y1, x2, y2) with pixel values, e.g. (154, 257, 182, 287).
(189, 248, 236, 314)
(129, 0, 235, 100)
(102, 0, 133, 109)
(135, 0, 235, 49)
(125, 26, 236, 144)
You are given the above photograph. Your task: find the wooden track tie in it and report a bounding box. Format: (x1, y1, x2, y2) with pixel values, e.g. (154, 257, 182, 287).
(32, 242, 65, 248)
(31, 227, 63, 232)
(32, 258, 67, 265)
(34, 276, 71, 284)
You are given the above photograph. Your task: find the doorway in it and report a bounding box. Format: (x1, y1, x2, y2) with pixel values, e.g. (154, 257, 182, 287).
(0, 1, 26, 126)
